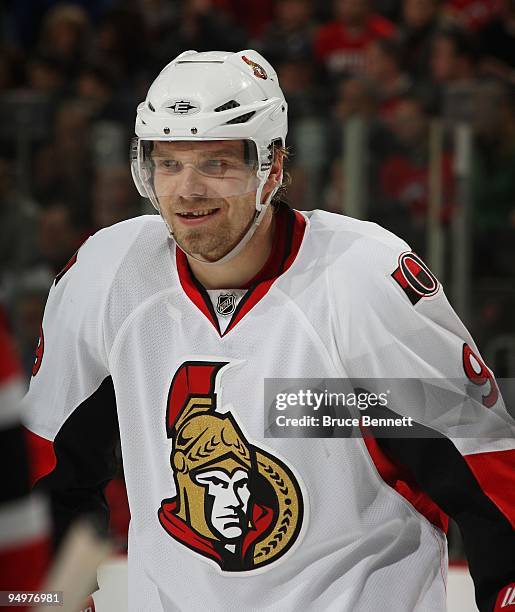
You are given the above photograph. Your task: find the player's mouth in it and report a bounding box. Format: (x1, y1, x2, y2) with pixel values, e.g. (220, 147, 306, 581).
(175, 208, 221, 225)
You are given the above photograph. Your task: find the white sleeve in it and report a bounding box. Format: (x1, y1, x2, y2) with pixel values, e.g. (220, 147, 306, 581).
(334, 237, 515, 612)
(21, 237, 110, 440)
(341, 243, 513, 452)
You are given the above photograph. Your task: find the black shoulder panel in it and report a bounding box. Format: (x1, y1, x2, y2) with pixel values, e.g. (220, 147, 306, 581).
(34, 376, 120, 551)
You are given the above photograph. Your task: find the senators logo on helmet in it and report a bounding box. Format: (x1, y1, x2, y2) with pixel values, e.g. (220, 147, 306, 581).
(241, 55, 268, 80)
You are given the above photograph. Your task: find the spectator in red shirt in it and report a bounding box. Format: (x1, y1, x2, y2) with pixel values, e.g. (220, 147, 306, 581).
(314, 0, 396, 77)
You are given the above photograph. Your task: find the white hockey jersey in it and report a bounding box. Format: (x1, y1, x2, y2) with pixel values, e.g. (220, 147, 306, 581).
(22, 205, 515, 612)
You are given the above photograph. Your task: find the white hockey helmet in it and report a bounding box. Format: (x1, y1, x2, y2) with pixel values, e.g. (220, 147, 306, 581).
(130, 49, 288, 264)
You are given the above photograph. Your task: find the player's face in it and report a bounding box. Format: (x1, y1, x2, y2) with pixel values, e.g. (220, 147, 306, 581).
(151, 140, 260, 262)
(194, 468, 251, 541)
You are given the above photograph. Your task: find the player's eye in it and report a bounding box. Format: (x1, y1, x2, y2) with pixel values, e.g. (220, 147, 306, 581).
(199, 159, 228, 177)
(157, 159, 182, 173)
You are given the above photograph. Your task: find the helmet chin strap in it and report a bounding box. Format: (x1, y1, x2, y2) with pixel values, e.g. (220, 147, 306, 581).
(162, 169, 280, 266)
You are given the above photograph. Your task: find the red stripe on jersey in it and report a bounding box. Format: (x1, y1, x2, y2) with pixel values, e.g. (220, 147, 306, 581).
(363, 435, 449, 532)
(224, 278, 275, 335)
(464, 450, 515, 529)
(23, 428, 56, 486)
(284, 210, 307, 269)
(176, 248, 219, 330)
(0, 535, 50, 592)
(105, 479, 130, 548)
(54, 237, 89, 286)
(241, 207, 289, 288)
(224, 209, 305, 335)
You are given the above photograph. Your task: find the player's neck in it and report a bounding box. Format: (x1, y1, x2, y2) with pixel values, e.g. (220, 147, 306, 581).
(187, 207, 276, 290)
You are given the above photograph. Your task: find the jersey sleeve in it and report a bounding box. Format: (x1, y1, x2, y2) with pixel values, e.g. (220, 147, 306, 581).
(337, 238, 515, 612)
(22, 238, 109, 439)
(21, 237, 120, 553)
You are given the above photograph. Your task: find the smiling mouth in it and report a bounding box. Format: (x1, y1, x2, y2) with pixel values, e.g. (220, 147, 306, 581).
(176, 208, 220, 219)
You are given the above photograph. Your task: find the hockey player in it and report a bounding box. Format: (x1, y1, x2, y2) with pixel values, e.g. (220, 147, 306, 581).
(22, 50, 514, 611)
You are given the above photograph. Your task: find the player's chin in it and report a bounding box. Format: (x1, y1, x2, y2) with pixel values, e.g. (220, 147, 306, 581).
(174, 231, 226, 261)
(194, 244, 233, 262)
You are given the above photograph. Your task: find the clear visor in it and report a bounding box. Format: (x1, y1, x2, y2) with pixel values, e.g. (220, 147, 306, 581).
(138, 139, 261, 202)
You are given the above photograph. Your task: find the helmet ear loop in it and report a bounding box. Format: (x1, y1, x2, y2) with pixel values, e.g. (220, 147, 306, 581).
(139, 140, 161, 212)
(254, 162, 283, 224)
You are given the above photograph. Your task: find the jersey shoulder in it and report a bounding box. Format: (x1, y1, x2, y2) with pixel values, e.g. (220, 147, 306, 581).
(38, 215, 171, 376)
(61, 214, 167, 289)
(80, 214, 166, 267)
(301, 209, 410, 271)
(50, 214, 170, 318)
(301, 209, 443, 310)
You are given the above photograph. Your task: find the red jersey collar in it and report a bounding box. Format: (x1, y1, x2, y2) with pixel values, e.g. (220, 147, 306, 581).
(176, 203, 306, 337)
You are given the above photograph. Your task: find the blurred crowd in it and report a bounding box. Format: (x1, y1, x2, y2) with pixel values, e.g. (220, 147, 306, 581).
(1, 0, 515, 373)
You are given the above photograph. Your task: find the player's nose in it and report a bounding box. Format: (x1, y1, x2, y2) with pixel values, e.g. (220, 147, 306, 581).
(176, 164, 207, 198)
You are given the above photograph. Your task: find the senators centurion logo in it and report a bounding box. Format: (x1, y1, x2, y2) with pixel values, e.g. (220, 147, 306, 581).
(158, 361, 305, 572)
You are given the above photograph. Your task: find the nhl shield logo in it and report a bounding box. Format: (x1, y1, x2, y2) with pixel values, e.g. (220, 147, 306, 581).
(216, 293, 237, 316)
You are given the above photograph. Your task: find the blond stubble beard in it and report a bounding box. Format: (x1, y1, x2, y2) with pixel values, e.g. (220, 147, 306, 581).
(165, 194, 256, 262)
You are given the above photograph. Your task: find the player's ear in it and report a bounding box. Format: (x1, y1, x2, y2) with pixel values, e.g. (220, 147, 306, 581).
(261, 147, 285, 204)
